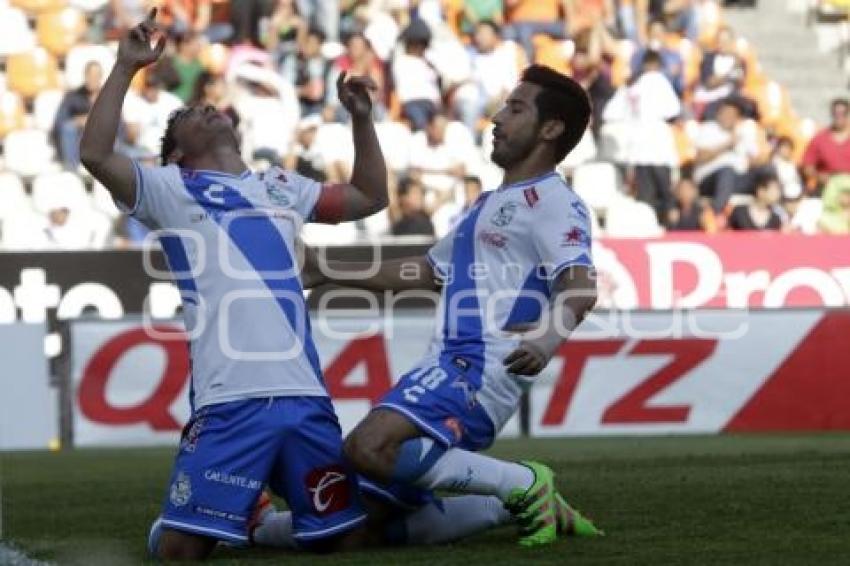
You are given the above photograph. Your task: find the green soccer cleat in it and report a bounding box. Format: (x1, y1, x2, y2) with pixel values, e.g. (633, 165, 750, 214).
(503, 461, 558, 547)
(555, 492, 605, 537)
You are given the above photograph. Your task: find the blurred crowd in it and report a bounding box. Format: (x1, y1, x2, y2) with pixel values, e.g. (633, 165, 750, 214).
(1, 0, 850, 251)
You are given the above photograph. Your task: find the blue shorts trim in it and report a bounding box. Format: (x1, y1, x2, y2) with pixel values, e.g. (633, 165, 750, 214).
(293, 513, 367, 540)
(160, 518, 247, 544)
(377, 402, 453, 447)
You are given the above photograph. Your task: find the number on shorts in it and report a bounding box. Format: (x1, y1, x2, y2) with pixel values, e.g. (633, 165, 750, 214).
(403, 367, 448, 403)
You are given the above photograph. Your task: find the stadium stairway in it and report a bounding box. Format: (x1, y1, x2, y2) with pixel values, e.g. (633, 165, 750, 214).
(723, 1, 847, 125)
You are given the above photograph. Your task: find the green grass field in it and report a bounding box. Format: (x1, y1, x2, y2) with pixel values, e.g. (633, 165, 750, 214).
(2, 435, 850, 565)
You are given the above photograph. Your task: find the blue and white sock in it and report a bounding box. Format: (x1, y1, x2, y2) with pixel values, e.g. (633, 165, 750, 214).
(393, 437, 535, 500)
(390, 495, 512, 545)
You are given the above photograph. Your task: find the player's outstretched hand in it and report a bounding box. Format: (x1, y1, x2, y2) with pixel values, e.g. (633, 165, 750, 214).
(337, 71, 377, 119)
(117, 8, 166, 71)
(503, 340, 552, 376)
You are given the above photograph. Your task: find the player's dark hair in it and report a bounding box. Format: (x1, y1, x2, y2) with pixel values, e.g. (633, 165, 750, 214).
(160, 107, 192, 165)
(521, 64, 591, 162)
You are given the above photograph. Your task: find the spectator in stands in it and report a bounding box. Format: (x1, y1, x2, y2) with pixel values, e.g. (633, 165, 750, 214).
(772, 136, 803, 200)
(264, 0, 307, 68)
(639, 0, 698, 41)
(230, 0, 269, 47)
(437, 174, 484, 235)
(630, 18, 684, 95)
(299, 0, 341, 42)
(108, 0, 150, 38)
(454, 20, 524, 136)
(667, 176, 715, 231)
(408, 111, 476, 203)
(603, 50, 681, 222)
(694, 26, 746, 113)
(284, 114, 328, 181)
(818, 174, 850, 234)
(282, 27, 330, 117)
(802, 98, 850, 195)
(392, 20, 442, 131)
(161, 0, 231, 42)
(52, 61, 104, 172)
(571, 23, 617, 131)
(159, 31, 204, 103)
(326, 32, 387, 122)
(693, 97, 760, 214)
(122, 71, 183, 159)
(727, 171, 785, 231)
(391, 176, 436, 236)
(503, 0, 568, 61)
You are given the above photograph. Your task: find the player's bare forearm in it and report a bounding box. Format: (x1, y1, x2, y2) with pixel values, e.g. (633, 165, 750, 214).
(80, 63, 134, 168)
(310, 255, 440, 292)
(349, 113, 389, 214)
(504, 266, 597, 376)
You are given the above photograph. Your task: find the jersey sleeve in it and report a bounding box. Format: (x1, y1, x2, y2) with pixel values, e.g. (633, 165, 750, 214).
(532, 190, 594, 284)
(116, 161, 183, 230)
(426, 227, 455, 280)
(266, 167, 322, 221)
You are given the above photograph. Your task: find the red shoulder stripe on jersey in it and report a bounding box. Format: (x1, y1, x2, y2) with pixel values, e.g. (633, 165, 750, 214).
(313, 183, 348, 224)
(524, 187, 539, 208)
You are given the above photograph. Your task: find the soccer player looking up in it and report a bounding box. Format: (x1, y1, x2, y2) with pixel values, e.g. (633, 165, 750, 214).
(80, 10, 388, 561)
(306, 64, 601, 547)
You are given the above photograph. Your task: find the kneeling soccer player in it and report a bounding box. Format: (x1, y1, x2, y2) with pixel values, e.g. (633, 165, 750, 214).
(300, 65, 604, 547)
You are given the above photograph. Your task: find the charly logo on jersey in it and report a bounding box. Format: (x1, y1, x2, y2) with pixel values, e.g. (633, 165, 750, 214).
(170, 471, 192, 507)
(491, 202, 519, 227)
(305, 466, 350, 516)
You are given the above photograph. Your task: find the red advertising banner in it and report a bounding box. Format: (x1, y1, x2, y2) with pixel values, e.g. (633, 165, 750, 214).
(66, 310, 850, 446)
(595, 233, 850, 309)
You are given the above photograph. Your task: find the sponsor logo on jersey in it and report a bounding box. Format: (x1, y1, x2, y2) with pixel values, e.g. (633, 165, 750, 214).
(562, 227, 591, 247)
(491, 202, 518, 227)
(524, 187, 540, 208)
(194, 505, 246, 523)
(203, 470, 263, 491)
(170, 471, 192, 507)
(305, 466, 350, 515)
(478, 230, 508, 248)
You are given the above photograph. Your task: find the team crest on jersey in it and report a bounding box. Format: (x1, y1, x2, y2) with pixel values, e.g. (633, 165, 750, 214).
(170, 471, 192, 507)
(266, 183, 291, 207)
(491, 202, 518, 227)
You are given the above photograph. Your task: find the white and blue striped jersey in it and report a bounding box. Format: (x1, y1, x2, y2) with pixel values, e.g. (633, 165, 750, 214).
(122, 163, 328, 410)
(424, 171, 594, 429)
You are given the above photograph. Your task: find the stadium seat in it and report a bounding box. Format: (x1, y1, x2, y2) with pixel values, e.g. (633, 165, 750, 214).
(375, 120, 413, 172)
(605, 196, 665, 238)
(11, 0, 66, 13)
(572, 161, 622, 216)
(0, 7, 36, 56)
(0, 91, 27, 138)
(69, 0, 107, 12)
(91, 181, 120, 219)
(37, 7, 88, 57)
(7, 48, 62, 99)
(0, 171, 31, 221)
(3, 129, 57, 177)
(32, 171, 89, 214)
(64, 44, 115, 89)
(33, 89, 64, 132)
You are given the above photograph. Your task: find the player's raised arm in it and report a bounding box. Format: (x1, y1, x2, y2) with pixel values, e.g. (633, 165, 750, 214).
(311, 72, 389, 223)
(302, 251, 440, 292)
(79, 9, 166, 209)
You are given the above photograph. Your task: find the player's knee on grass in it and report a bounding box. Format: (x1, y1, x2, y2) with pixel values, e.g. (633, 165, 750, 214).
(157, 528, 217, 561)
(344, 410, 420, 482)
